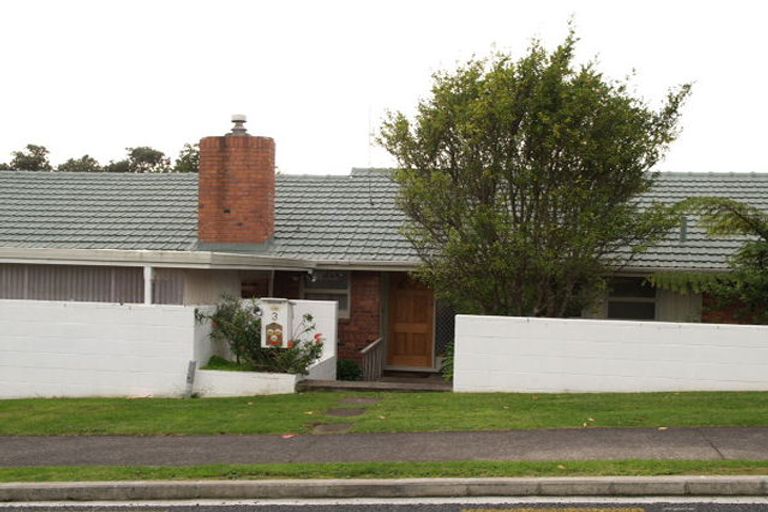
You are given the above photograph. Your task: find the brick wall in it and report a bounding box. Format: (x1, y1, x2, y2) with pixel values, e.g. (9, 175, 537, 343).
(338, 271, 382, 362)
(198, 134, 275, 244)
(701, 293, 756, 324)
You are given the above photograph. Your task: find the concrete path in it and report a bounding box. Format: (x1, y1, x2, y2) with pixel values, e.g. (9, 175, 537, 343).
(2, 427, 768, 467)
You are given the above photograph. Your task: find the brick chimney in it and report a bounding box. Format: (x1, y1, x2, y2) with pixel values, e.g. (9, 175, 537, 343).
(198, 115, 275, 247)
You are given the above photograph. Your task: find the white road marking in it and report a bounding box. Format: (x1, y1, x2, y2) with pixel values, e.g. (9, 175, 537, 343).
(2, 497, 768, 507)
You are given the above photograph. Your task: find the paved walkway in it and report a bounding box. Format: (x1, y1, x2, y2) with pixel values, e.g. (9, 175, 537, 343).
(2, 427, 768, 467)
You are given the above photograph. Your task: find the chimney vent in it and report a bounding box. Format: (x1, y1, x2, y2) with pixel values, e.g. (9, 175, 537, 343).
(230, 114, 248, 136)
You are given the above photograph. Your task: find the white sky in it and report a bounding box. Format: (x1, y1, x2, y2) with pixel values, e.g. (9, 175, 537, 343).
(0, 0, 765, 175)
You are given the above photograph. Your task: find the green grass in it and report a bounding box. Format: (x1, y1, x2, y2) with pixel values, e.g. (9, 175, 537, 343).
(1, 391, 767, 436)
(2, 460, 768, 483)
(351, 391, 768, 432)
(0, 393, 351, 436)
(202, 355, 255, 372)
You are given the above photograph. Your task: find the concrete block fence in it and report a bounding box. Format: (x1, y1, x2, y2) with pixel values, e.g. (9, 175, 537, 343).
(454, 315, 768, 393)
(0, 298, 336, 398)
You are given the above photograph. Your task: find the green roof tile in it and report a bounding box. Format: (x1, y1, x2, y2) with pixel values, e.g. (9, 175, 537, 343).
(0, 169, 766, 270)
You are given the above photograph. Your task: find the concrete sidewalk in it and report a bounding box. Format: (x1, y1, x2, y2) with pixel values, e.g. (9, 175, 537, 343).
(2, 427, 768, 467)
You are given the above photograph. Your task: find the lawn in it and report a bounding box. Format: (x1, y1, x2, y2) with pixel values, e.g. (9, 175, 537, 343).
(3, 460, 768, 483)
(1, 390, 768, 436)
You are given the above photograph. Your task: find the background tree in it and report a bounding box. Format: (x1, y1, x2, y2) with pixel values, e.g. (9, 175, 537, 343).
(380, 31, 690, 317)
(57, 154, 102, 172)
(173, 143, 199, 173)
(103, 159, 130, 173)
(101, 146, 170, 173)
(125, 146, 171, 173)
(9, 144, 52, 171)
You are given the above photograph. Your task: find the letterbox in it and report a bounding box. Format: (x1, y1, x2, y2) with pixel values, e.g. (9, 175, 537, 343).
(260, 298, 292, 348)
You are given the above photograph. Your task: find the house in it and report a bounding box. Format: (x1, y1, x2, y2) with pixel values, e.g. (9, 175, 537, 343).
(1, 117, 767, 372)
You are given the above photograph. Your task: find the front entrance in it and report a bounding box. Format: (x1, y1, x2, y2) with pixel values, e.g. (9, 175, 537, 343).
(386, 273, 434, 369)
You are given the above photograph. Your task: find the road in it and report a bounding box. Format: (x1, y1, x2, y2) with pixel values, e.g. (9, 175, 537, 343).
(3, 498, 768, 512)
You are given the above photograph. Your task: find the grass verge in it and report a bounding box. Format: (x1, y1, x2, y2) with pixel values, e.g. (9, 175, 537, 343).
(2, 460, 768, 483)
(1, 391, 767, 436)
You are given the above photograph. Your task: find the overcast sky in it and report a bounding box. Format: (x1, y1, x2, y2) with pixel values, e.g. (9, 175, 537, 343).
(0, 0, 765, 175)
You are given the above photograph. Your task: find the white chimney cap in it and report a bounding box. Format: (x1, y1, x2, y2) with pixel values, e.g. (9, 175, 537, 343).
(231, 114, 247, 123)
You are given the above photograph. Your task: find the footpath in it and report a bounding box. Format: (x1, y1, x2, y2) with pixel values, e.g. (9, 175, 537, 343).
(2, 427, 768, 467)
(2, 428, 768, 501)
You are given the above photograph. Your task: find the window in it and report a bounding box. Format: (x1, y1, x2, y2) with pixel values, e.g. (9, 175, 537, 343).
(240, 270, 271, 299)
(606, 276, 656, 320)
(303, 270, 350, 318)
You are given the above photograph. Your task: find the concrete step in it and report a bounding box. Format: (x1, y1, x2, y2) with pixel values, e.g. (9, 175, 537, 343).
(298, 379, 451, 392)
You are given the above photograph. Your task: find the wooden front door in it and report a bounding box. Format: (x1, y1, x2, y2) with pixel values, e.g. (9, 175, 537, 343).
(387, 273, 434, 368)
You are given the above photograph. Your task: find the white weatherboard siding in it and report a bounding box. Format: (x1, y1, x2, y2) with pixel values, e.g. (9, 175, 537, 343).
(0, 300, 205, 398)
(454, 315, 768, 393)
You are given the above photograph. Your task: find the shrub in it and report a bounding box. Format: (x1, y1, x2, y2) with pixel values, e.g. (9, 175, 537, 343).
(197, 296, 324, 375)
(440, 343, 454, 382)
(337, 359, 362, 381)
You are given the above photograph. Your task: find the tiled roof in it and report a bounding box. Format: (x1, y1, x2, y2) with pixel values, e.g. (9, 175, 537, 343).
(0, 172, 198, 251)
(0, 169, 766, 270)
(630, 172, 768, 270)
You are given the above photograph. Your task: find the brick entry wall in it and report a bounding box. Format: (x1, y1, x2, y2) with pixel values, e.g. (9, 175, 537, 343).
(272, 270, 382, 363)
(338, 271, 382, 362)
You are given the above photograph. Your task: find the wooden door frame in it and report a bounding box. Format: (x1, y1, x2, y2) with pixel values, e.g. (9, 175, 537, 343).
(383, 272, 437, 372)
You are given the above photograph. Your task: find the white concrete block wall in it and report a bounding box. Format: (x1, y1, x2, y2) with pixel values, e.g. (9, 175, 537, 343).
(0, 298, 340, 399)
(292, 299, 337, 373)
(194, 370, 298, 397)
(0, 300, 202, 398)
(454, 315, 768, 393)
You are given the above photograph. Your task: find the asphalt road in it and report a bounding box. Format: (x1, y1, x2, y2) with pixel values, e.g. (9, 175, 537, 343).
(3, 498, 768, 512)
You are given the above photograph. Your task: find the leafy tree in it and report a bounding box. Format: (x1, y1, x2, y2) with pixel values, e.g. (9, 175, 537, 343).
(57, 154, 102, 173)
(103, 159, 131, 173)
(9, 144, 52, 171)
(0, 162, 10, 171)
(379, 31, 691, 317)
(126, 146, 171, 173)
(654, 197, 768, 323)
(101, 147, 170, 173)
(173, 143, 199, 173)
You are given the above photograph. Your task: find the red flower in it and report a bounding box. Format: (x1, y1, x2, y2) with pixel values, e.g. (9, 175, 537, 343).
(287, 340, 295, 349)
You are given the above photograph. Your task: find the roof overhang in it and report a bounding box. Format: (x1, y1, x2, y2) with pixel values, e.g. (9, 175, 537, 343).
(617, 265, 729, 274)
(314, 260, 419, 272)
(0, 247, 315, 271)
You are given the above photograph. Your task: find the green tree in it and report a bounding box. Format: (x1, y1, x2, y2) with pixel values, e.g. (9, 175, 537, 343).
(126, 146, 171, 173)
(173, 143, 199, 173)
(103, 159, 131, 173)
(379, 31, 690, 317)
(102, 147, 170, 173)
(57, 154, 102, 172)
(9, 144, 52, 171)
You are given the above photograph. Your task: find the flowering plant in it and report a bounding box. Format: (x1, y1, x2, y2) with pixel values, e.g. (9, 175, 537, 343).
(198, 296, 324, 375)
